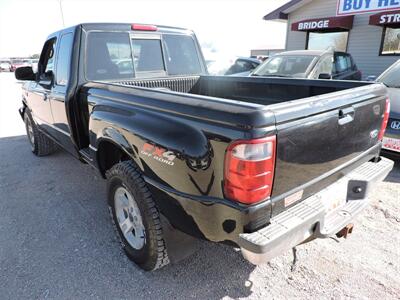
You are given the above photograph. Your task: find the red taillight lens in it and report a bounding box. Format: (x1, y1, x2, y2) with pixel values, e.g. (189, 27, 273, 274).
(378, 98, 390, 141)
(131, 24, 157, 31)
(224, 136, 276, 205)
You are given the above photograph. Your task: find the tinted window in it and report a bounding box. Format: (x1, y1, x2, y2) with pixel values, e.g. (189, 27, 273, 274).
(86, 32, 133, 80)
(335, 54, 350, 73)
(56, 33, 73, 86)
(163, 35, 202, 75)
(132, 39, 164, 72)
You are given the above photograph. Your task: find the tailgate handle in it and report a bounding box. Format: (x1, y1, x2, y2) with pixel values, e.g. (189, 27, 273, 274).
(338, 107, 355, 125)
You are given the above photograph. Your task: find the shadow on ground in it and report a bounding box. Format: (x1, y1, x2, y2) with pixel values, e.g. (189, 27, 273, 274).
(0, 135, 255, 299)
(382, 152, 400, 183)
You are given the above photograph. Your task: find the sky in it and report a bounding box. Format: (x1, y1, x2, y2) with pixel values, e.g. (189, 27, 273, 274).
(0, 0, 289, 59)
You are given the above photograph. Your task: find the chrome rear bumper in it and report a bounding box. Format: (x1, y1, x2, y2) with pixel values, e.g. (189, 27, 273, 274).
(239, 157, 394, 265)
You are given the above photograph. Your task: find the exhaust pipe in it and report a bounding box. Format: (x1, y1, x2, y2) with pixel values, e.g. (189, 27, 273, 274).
(336, 223, 354, 239)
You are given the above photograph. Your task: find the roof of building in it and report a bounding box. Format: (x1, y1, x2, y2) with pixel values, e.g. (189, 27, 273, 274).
(263, 0, 313, 21)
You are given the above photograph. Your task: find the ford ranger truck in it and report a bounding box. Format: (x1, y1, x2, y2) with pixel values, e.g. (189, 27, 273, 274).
(15, 23, 393, 271)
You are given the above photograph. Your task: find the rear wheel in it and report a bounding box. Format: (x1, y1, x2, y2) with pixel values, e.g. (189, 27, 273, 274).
(106, 161, 170, 271)
(24, 111, 57, 156)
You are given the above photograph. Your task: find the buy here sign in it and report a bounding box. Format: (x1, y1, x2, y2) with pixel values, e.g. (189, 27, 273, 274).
(337, 0, 400, 16)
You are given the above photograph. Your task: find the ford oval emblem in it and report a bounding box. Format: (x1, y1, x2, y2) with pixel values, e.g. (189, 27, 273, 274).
(370, 129, 379, 139)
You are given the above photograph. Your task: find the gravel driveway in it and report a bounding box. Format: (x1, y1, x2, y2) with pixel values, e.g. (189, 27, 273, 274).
(0, 72, 399, 299)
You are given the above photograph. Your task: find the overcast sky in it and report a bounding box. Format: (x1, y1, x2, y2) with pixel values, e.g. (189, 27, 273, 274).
(0, 0, 289, 58)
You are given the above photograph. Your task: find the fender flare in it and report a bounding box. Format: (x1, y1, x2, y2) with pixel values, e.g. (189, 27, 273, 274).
(95, 127, 144, 174)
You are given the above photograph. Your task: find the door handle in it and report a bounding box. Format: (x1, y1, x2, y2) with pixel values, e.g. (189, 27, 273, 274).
(338, 107, 355, 125)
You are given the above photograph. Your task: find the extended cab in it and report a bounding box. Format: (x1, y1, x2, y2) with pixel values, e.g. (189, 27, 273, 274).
(16, 23, 393, 271)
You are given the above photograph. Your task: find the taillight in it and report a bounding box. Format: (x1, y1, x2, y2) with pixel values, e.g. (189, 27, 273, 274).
(131, 24, 157, 31)
(224, 136, 276, 205)
(378, 98, 390, 141)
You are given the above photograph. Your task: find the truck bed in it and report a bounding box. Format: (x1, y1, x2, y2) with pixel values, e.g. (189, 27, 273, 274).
(115, 75, 371, 105)
(100, 75, 386, 219)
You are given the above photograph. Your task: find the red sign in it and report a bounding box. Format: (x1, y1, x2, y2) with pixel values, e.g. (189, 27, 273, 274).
(369, 10, 400, 26)
(291, 16, 354, 31)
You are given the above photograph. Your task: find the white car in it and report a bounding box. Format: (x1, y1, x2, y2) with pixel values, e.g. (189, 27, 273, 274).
(0, 61, 11, 72)
(376, 60, 400, 155)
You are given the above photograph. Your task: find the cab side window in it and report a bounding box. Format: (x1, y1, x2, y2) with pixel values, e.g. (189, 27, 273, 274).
(55, 33, 73, 86)
(39, 38, 57, 76)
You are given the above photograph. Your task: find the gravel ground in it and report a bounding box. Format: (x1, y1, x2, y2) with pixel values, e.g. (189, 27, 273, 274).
(0, 72, 399, 299)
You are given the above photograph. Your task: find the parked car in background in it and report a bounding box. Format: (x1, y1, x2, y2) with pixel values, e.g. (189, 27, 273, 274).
(376, 60, 400, 155)
(249, 50, 361, 80)
(10, 59, 29, 72)
(207, 57, 260, 75)
(225, 57, 260, 75)
(0, 60, 11, 72)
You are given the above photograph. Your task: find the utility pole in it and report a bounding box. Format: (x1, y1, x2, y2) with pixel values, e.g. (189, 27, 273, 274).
(59, 0, 65, 27)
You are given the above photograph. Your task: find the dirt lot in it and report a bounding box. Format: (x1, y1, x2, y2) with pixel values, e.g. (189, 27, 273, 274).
(0, 72, 399, 299)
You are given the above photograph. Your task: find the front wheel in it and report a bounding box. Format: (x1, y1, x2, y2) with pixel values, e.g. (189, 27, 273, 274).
(24, 111, 57, 156)
(106, 161, 170, 271)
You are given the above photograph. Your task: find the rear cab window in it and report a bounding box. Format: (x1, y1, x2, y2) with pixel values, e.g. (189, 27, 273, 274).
(86, 32, 134, 80)
(85, 30, 203, 81)
(131, 34, 166, 77)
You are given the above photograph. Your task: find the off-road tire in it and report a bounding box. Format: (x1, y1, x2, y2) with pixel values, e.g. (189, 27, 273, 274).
(106, 161, 170, 271)
(24, 110, 57, 156)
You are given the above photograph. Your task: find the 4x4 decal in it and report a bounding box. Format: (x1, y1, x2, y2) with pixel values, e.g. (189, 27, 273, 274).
(141, 143, 176, 166)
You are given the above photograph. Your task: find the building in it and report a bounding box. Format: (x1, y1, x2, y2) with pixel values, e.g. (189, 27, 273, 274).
(264, 0, 400, 77)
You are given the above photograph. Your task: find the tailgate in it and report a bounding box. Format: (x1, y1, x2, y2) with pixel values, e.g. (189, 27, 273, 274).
(269, 83, 387, 217)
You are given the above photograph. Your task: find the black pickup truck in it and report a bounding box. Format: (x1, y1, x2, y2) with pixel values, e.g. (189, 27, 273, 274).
(15, 23, 393, 271)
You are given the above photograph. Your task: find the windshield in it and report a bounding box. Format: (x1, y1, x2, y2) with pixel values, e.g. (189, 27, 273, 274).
(86, 31, 202, 81)
(378, 60, 400, 88)
(253, 55, 317, 77)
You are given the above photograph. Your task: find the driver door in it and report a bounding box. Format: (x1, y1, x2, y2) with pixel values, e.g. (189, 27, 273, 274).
(27, 37, 57, 133)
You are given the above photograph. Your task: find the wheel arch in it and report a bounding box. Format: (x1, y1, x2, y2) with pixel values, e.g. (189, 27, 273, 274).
(96, 128, 143, 178)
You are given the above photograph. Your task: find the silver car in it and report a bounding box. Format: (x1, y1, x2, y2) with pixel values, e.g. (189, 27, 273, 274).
(377, 60, 400, 155)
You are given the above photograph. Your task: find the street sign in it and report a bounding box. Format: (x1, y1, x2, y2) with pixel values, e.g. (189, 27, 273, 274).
(337, 0, 400, 16)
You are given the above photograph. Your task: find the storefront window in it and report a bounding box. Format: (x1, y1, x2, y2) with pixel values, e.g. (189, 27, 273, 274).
(307, 31, 349, 52)
(380, 27, 400, 55)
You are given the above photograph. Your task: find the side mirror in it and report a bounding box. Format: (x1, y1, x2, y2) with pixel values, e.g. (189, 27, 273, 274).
(318, 73, 332, 80)
(15, 66, 35, 81)
(39, 70, 54, 87)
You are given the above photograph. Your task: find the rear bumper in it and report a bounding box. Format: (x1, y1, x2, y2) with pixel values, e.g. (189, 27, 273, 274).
(239, 157, 394, 265)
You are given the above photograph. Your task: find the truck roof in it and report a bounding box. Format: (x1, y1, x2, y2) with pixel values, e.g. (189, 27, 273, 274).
(47, 23, 193, 39)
